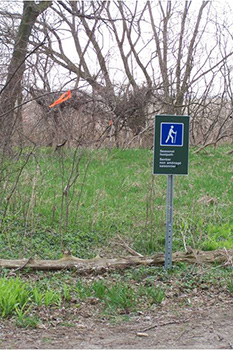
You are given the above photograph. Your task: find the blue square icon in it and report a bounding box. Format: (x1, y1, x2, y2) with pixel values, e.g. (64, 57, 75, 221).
(160, 123, 184, 147)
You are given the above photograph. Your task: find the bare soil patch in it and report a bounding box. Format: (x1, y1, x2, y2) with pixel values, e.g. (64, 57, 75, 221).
(0, 291, 232, 349)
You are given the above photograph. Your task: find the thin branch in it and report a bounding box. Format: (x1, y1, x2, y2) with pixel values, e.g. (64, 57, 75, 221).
(0, 36, 48, 95)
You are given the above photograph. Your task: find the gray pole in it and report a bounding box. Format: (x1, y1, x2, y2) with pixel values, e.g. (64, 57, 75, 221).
(165, 174, 174, 269)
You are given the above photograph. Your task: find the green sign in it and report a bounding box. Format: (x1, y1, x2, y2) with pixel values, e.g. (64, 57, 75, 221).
(153, 115, 190, 175)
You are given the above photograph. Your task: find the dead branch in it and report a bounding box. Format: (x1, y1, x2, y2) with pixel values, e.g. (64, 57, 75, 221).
(117, 235, 144, 257)
(0, 249, 233, 273)
(140, 318, 190, 333)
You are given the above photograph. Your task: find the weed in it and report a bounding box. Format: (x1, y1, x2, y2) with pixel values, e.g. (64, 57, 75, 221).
(44, 289, 61, 307)
(0, 278, 30, 318)
(0, 293, 19, 318)
(63, 284, 72, 302)
(0, 146, 232, 258)
(75, 281, 92, 300)
(92, 280, 107, 300)
(140, 285, 165, 305)
(104, 282, 137, 313)
(228, 280, 233, 294)
(15, 303, 39, 328)
(32, 288, 44, 306)
(15, 315, 39, 329)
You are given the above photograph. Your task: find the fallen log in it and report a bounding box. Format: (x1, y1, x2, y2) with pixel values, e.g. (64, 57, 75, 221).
(0, 249, 232, 273)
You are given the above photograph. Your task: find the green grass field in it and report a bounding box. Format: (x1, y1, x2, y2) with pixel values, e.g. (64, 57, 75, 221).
(0, 145, 233, 325)
(0, 145, 233, 259)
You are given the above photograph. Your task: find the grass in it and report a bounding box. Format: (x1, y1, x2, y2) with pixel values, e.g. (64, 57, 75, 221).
(0, 277, 61, 320)
(0, 272, 165, 324)
(0, 263, 232, 327)
(0, 277, 31, 318)
(0, 142, 232, 328)
(0, 145, 232, 259)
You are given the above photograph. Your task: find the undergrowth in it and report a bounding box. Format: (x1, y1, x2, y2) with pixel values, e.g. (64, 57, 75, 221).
(0, 273, 165, 326)
(0, 145, 232, 328)
(0, 145, 232, 259)
(0, 263, 232, 327)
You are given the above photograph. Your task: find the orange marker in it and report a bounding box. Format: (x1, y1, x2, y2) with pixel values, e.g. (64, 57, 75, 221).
(49, 90, 71, 108)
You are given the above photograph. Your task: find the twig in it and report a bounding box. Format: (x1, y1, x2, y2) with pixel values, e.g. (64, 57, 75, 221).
(223, 247, 233, 266)
(12, 257, 34, 272)
(181, 231, 188, 253)
(125, 125, 153, 148)
(176, 329, 187, 341)
(0, 36, 48, 96)
(194, 134, 233, 154)
(140, 318, 190, 333)
(117, 235, 144, 257)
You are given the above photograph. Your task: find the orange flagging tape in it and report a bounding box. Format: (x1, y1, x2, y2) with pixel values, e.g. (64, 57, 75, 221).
(49, 90, 71, 108)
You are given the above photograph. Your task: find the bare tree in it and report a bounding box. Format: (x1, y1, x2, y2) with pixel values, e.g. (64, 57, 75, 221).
(2, 0, 233, 148)
(147, 1, 210, 114)
(0, 0, 51, 150)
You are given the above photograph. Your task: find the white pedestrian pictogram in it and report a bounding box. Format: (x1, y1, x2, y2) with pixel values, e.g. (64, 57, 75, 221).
(165, 125, 177, 144)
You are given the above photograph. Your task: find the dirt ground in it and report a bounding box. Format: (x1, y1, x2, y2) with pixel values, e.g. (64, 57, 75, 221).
(0, 292, 232, 349)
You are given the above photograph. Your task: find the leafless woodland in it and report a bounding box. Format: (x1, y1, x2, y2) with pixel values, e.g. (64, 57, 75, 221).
(0, 1, 233, 150)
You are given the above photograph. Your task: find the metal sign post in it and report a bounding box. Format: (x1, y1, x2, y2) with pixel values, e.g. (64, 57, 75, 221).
(153, 115, 190, 269)
(165, 174, 174, 269)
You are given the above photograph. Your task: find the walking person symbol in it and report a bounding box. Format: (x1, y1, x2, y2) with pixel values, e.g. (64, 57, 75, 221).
(165, 125, 177, 144)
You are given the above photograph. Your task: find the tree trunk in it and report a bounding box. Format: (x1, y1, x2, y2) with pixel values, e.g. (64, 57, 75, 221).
(0, 1, 51, 150)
